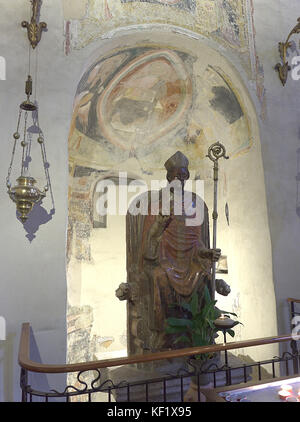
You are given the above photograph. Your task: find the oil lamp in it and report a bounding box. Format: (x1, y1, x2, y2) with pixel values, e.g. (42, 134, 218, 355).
(6, 76, 49, 223)
(6, 0, 50, 224)
(214, 314, 235, 330)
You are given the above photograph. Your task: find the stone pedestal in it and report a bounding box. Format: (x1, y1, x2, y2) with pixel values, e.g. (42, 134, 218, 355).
(108, 353, 252, 402)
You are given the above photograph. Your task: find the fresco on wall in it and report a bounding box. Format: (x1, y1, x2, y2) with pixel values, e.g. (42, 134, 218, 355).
(69, 46, 251, 176)
(214, 0, 242, 47)
(63, 0, 265, 116)
(76, 49, 192, 152)
(121, 0, 196, 13)
(64, 0, 250, 54)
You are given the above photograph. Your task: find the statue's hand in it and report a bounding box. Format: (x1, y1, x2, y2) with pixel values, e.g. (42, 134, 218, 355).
(199, 248, 221, 262)
(150, 214, 172, 238)
(115, 283, 132, 301)
(216, 279, 231, 296)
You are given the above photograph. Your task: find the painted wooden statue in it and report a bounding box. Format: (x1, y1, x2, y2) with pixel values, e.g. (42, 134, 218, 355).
(116, 151, 230, 355)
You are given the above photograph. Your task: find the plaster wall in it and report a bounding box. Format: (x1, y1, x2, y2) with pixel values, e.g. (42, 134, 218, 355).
(253, 0, 300, 340)
(0, 0, 73, 401)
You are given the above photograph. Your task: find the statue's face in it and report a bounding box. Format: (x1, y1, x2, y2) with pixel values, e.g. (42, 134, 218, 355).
(167, 167, 190, 185)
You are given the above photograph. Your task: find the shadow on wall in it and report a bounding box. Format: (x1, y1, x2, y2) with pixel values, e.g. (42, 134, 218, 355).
(26, 327, 51, 402)
(18, 203, 55, 242)
(0, 330, 51, 401)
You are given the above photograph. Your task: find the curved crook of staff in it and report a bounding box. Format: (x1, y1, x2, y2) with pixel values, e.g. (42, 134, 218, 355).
(206, 142, 229, 300)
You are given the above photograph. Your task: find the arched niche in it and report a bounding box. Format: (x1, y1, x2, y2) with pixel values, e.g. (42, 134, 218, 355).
(67, 26, 278, 366)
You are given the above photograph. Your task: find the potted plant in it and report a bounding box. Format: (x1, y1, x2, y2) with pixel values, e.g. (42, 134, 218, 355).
(165, 286, 241, 386)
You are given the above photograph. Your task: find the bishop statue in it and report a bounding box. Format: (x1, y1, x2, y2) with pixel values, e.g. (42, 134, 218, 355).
(116, 151, 230, 355)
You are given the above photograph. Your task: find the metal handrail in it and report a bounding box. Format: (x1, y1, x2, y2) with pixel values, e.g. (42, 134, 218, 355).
(287, 298, 300, 304)
(18, 322, 300, 374)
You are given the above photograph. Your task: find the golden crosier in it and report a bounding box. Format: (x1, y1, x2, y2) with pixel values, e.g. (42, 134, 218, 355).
(8, 176, 46, 223)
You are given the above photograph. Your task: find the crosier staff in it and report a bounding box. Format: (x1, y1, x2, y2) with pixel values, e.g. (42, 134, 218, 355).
(207, 142, 229, 300)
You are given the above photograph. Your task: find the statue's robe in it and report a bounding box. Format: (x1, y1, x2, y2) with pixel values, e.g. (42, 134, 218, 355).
(126, 189, 212, 354)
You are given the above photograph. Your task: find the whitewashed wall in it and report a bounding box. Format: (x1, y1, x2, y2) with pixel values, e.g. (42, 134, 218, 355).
(253, 1, 300, 337)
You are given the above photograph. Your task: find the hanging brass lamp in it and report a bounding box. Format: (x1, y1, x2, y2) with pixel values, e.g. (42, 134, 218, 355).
(8, 176, 46, 224)
(6, 76, 48, 223)
(6, 0, 50, 223)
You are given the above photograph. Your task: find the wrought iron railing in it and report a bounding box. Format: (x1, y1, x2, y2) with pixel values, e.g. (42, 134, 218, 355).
(18, 323, 300, 402)
(288, 298, 300, 373)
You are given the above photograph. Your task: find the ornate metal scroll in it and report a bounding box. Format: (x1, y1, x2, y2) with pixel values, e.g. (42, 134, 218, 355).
(275, 17, 300, 86)
(22, 0, 47, 49)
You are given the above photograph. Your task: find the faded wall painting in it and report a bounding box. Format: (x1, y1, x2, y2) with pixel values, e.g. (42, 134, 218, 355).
(121, 0, 196, 13)
(64, 0, 251, 58)
(63, 0, 265, 115)
(69, 46, 251, 174)
(65, 0, 252, 55)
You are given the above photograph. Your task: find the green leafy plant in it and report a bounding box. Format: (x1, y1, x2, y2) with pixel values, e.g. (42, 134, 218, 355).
(165, 286, 242, 361)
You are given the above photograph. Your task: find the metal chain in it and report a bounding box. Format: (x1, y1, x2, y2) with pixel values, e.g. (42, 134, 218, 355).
(38, 133, 55, 209)
(6, 109, 22, 188)
(21, 112, 28, 177)
(34, 45, 38, 102)
(28, 41, 31, 77)
(25, 132, 32, 175)
(38, 132, 49, 190)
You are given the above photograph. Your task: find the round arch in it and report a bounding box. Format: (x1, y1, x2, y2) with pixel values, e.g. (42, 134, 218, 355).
(67, 25, 278, 366)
